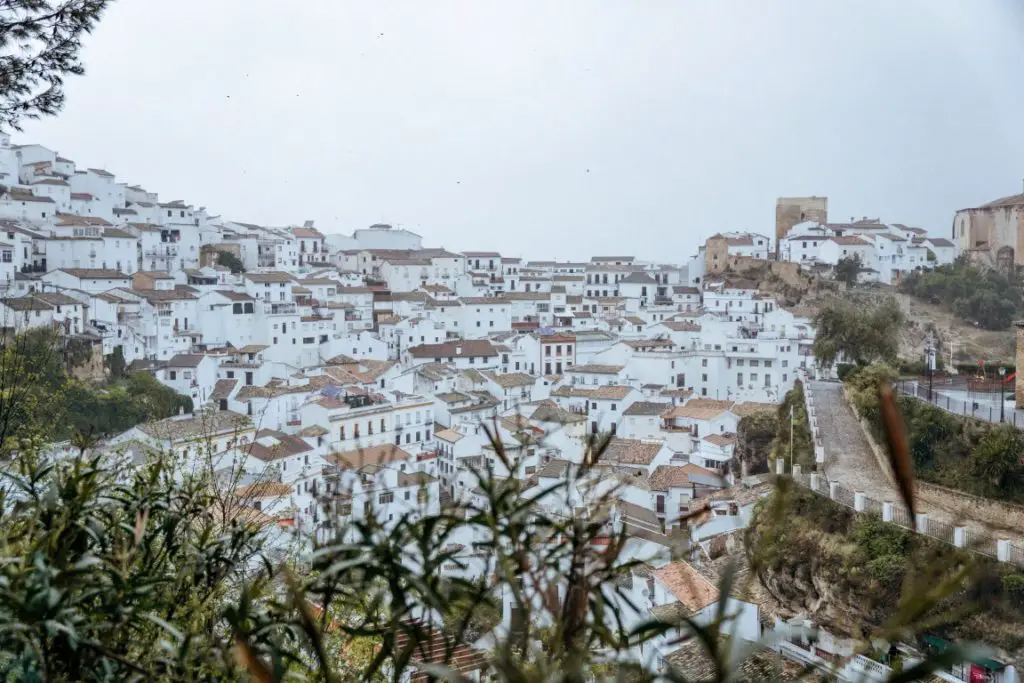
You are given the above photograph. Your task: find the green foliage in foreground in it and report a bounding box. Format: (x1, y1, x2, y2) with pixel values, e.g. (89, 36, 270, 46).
(844, 364, 1024, 503)
(0, 447, 265, 680)
(899, 260, 1021, 331)
(0, 431, 985, 682)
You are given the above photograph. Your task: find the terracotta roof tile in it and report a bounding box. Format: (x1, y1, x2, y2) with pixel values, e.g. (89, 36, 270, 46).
(652, 561, 720, 612)
(604, 437, 663, 465)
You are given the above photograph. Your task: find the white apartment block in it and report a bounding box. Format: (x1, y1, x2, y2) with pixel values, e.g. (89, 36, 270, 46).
(779, 217, 959, 284)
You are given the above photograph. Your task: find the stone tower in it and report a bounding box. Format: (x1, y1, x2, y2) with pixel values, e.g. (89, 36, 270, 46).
(775, 197, 829, 258)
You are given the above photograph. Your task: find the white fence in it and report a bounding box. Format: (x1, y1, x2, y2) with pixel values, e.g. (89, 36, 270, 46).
(781, 465, 1023, 568)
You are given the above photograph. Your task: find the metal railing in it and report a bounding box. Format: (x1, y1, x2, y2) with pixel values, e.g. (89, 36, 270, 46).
(891, 505, 913, 529)
(923, 518, 955, 545)
(895, 382, 1024, 428)
(832, 483, 855, 508)
(1009, 542, 1024, 568)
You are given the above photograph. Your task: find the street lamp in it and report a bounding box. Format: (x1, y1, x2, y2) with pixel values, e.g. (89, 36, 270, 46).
(1000, 366, 1007, 423)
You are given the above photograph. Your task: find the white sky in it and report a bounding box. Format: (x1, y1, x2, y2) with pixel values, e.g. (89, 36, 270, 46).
(17, 0, 1024, 260)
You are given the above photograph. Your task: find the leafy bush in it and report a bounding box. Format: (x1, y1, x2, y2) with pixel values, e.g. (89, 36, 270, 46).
(855, 516, 912, 559)
(836, 363, 858, 381)
(970, 426, 1024, 499)
(898, 355, 945, 376)
(769, 380, 815, 471)
(0, 448, 266, 679)
(866, 554, 906, 584)
(1002, 574, 1024, 607)
(0, 329, 192, 446)
(899, 260, 1022, 330)
(843, 364, 1024, 503)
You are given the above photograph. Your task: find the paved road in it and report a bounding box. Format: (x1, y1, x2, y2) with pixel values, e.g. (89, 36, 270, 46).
(809, 380, 896, 496)
(809, 379, 1024, 542)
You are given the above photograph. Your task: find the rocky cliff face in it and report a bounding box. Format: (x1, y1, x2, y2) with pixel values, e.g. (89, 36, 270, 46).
(747, 488, 1024, 662)
(752, 533, 889, 635)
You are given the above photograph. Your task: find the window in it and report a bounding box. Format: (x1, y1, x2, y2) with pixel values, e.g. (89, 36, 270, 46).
(736, 359, 744, 367)
(736, 373, 743, 385)
(750, 373, 758, 382)
(764, 360, 773, 368)
(781, 360, 788, 368)
(701, 359, 708, 367)
(340, 426, 345, 440)
(701, 373, 707, 381)
(610, 403, 617, 411)
(591, 401, 597, 409)
(169, 370, 177, 380)
(379, 492, 394, 504)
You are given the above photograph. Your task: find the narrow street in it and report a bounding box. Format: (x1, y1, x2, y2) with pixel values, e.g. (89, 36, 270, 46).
(808, 380, 1024, 542)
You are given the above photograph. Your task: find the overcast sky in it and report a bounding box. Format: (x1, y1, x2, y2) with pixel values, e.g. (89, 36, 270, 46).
(17, 0, 1024, 261)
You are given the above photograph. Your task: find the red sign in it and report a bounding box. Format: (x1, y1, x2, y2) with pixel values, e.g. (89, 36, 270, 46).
(970, 664, 990, 683)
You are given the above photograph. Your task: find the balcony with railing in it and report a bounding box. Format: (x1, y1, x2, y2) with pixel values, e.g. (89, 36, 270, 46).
(221, 360, 262, 369)
(263, 302, 297, 315)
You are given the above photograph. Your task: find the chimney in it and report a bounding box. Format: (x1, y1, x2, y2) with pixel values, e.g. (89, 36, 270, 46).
(303, 220, 314, 228)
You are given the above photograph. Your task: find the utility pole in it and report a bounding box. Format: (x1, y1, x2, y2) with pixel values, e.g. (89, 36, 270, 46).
(926, 341, 935, 403)
(789, 404, 794, 473)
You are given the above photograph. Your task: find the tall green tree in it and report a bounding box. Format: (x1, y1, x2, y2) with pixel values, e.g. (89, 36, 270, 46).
(899, 258, 1022, 330)
(216, 250, 246, 273)
(812, 296, 904, 368)
(834, 253, 864, 288)
(1, 1, 114, 130)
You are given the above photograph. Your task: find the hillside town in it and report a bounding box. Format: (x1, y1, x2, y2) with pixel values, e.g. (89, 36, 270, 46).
(6, 133, 1023, 682)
